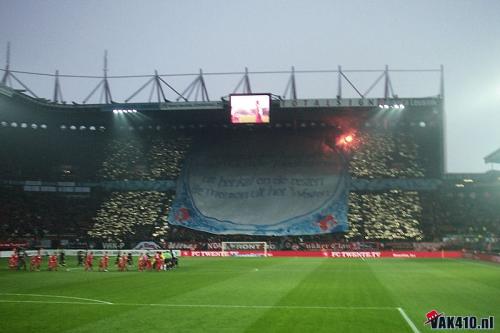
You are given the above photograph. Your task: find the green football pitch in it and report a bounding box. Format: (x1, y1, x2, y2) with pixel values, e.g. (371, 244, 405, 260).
(1, 257, 499, 332)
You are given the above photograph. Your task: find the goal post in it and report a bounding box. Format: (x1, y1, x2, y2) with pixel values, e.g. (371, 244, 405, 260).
(221, 242, 268, 257)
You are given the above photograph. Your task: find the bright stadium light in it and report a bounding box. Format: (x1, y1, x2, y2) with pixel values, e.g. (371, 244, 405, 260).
(1, 121, 7, 127)
(79, 126, 86, 130)
(20, 123, 27, 128)
(31, 124, 38, 129)
(60, 125, 67, 130)
(89, 126, 96, 131)
(40, 124, 47, 129)
(113, 109, 136, 114)
(70, 125, 77, 130)
(11, 122, 18, 128)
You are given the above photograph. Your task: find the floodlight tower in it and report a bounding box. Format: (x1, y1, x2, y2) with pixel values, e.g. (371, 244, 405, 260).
(53, 70, 64, 103)
(102, 50, 112, 104)
(1, 42, 10, 86)
(1, 42, 38, 97)
(83, 50, 113, 104)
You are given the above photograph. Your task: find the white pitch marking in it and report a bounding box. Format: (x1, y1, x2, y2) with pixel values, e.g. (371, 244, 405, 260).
(137, 304, 396, 310)
(0, 300, 108, 306)
(0, 297, 396, 311)
(0, 293, 113, 305)
(397, 307, 421, 333)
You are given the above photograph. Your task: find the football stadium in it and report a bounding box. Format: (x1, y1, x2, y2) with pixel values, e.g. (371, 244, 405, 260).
(1, 53, 499, 332)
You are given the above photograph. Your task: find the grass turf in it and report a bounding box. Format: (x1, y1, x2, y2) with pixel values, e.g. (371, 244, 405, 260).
(0, 257, 499, 332)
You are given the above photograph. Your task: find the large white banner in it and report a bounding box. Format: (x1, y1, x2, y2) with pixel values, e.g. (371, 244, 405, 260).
(169, 131, 349, 235)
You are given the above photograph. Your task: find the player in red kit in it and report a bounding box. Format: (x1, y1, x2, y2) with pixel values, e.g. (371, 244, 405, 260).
(138, 253, 146, 272)
(85, 252, 94, 271)
(30, 249, 42, 271)
(99, 252, 109, 272)
(145, 253, 153, 271)
(8, 251, 18, 270)
(117, 254, 127, 271)
(48, 254, 58, 271)
(30, 256, 37, 271)
(154, 251, 163, 272)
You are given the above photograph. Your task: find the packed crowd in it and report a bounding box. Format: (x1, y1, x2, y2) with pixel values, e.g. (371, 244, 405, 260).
(346, 190, 424, 240)
(98, 134, 191, 181)
(420, 189, 500, 246)
(87, 191, 174, 243)
(1, 117, 495, 248)
(1, 185, 498, 248)
(0, 187, 99, 240)
(349, 130, 427, 179)
(0, 188, 173, 246)
(0, 129, 192, 181)
(0, 123, 440, 182)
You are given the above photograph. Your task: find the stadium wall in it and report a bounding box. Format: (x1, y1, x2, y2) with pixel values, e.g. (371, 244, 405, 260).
(0, 250, 463, 259)
(180, 250, 463, 258)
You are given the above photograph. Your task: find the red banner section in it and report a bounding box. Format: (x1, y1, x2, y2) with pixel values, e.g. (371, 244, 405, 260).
(180, 250, 463, 258)
(0, 242, 29, 250)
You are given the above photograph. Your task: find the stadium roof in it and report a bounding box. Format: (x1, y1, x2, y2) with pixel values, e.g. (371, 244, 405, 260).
(484, 148, 500, 164)
(0, 46, 444, 103)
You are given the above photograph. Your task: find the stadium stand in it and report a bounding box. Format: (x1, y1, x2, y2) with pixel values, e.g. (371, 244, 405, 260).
(0, 86, 498, 253)
(0, 128, 191, 181)
(88, 191, 174, 243)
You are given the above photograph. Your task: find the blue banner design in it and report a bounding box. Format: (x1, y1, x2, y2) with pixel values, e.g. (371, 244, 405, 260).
(169, 133, 349, 235)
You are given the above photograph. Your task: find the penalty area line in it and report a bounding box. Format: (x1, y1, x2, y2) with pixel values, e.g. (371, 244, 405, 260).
(397, 307, 421, 333)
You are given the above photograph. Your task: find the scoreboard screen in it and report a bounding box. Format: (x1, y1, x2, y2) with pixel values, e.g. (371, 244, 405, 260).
(230, 94, 270, 124)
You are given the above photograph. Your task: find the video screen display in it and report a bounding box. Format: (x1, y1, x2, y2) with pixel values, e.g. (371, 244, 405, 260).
(230, 94, 270, 124)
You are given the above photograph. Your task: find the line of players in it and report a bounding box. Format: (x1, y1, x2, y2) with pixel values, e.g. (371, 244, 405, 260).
(8, 248, 61, 271)
(8, 248, 178, 272)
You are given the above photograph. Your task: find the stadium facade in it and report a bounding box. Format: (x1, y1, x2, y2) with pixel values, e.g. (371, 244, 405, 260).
(0, 64, 498, 252)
